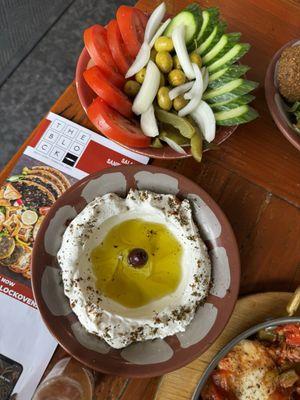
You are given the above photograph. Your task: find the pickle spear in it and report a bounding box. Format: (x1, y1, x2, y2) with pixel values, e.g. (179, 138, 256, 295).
(151, 137, 164, 148)
(160, 131, 190, 146)
(155, 108, 195, 138)
(191, 130, 203, 162)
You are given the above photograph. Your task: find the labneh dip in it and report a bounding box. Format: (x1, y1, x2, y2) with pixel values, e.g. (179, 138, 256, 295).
(57, 190, 211, 349)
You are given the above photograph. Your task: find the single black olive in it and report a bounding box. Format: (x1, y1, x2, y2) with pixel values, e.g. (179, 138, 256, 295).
(128, 248, 148, 267)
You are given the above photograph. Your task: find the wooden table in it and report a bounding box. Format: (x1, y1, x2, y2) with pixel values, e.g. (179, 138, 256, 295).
(1, 0, 299, 398)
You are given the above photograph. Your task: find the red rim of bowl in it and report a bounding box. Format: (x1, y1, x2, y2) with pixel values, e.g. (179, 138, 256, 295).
(75, 47, 238, 160)
(265, 38, 300, 151)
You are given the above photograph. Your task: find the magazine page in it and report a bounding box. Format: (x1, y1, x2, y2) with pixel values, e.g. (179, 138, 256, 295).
(0, 112, 149, 400)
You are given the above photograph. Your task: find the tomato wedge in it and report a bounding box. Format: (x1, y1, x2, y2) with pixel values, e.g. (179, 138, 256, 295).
(84, 25, 125, 88)
(107, 20, 133, 75)
(276, 324, 300, 346)
(87, 97, 150, 148)
(116, 6, 148, 59)
(201, 379, 224, 400)
(135, 8, 148, 30)
(84, 66, 132, 118)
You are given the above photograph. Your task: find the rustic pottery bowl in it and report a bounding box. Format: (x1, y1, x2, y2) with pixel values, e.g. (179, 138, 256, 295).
(75, 47, 238, 160)
(32, 165, 240, 377)
(265, 38, 300, 151)
(192, 316, 300, 399)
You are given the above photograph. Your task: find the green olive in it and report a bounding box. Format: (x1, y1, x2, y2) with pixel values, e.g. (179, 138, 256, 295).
(168, 69, 186, 86)
(173, 95, 188, 111)
(155, 51, 173, 73)
(173, 55, 181, 70)
(157, 86, 172, 111)
(135, 67, 146, 84)
(258, 329, 277, 342)
(124, 80, 141, 97)
(189, 52, 202, 68)
(154, 36, 174, 52)
(150, 48, 157, 62)
(159, 73, 166, 88)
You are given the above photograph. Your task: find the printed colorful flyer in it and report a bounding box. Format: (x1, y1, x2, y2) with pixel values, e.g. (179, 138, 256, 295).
(0, 112, 149, 400)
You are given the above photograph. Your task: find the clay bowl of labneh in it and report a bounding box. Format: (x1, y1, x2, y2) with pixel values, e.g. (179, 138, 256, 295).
(265, 38, 300, 151)
(32, 165, 240, 377)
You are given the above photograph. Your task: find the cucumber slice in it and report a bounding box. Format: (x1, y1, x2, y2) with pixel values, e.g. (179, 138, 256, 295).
(197, 8, 219, 43)
(208, 67, 230, 81)
(202, 33, 241, 65)
(210, 94, 255, 111)
(203, 79, 258, 103)
(215, 105, 259, 125)
(197, 21, 227, 56)
(207, 43, 250, 73)
(209, 64, 250, 82)
(164, 3, 202, 45)
(208, 65, 250, 88)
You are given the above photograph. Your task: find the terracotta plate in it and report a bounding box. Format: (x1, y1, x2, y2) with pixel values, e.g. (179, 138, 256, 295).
(265, 38, 300, 151)
(75, 47, 238, 160)
(32, 165, 240, 377)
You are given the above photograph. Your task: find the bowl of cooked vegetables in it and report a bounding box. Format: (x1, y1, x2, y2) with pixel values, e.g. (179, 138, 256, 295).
(265, 39, 300, 151)
(193, 317, 300, 399)
(76, 2, 259, 161)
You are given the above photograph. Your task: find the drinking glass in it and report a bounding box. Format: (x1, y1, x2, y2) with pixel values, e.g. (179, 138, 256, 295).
(32, 357, 94, 400)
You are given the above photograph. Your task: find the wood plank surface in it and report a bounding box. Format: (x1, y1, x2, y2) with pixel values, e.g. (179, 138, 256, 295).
(1, 0, 300, 399)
